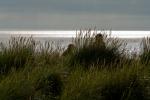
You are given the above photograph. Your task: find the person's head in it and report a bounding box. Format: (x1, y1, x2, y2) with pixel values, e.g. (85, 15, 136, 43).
(68, 44, 75, 48)
(95, 34, 103, 42)
(62, 44, 75, 56)
(68, 44, 75, 50)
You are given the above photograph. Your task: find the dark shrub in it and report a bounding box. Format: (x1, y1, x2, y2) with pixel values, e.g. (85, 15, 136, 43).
(36, 73, 63, 99)
(69, 30, 124, 69)
(71, 45, 121, 68)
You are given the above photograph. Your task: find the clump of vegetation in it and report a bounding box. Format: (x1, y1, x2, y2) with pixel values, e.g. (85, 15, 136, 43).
(69, 29, 125, 69)
(36, 73, 63, 100)
(0, 37, 36, 74)
(140, 37, 150, 65)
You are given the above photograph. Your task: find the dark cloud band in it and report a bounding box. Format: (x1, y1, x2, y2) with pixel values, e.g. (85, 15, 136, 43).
(0, 0, 149, 30)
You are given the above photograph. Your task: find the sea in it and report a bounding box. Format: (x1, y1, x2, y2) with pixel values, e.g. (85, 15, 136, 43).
(0, 31, 149, 55)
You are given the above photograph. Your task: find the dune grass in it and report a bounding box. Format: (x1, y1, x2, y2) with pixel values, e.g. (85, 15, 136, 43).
(0, 30, 150, 100)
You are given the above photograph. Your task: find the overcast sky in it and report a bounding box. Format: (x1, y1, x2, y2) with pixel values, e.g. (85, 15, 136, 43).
(0, 0, 150, 30)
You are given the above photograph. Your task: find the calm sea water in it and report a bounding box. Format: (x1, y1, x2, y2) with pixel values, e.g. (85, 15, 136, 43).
(0, 34, 143, 55)
(0, 31, 147, 55)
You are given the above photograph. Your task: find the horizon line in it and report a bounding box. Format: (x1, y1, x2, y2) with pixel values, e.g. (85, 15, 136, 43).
(0, 30, 149, 38)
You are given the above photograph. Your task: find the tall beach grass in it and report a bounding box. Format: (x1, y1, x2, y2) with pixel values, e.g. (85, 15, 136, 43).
(0, 30, 149, 100)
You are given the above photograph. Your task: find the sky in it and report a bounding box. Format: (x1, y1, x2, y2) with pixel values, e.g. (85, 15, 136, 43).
(0, 0, 150, 30)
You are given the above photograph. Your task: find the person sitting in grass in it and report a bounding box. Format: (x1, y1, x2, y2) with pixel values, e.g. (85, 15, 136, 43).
(62, 44, 76, 56)
(94, 33, 106, 49)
